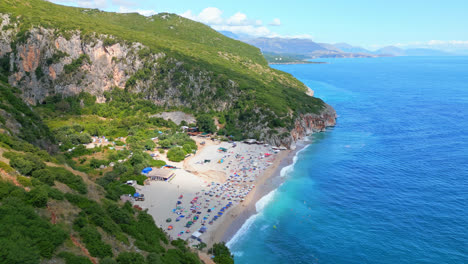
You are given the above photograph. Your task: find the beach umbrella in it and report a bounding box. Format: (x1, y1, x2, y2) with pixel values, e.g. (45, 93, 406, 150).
(168, 225, 173, 230)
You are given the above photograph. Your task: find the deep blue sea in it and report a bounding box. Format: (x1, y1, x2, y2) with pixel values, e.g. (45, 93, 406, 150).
(227, 57, 468, 264)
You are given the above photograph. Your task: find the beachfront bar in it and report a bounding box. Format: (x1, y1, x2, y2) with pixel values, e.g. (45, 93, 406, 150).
(145, 168, 175, 181)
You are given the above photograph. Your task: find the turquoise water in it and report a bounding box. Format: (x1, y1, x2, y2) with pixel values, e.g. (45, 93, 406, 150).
(227, 57, 468, 263)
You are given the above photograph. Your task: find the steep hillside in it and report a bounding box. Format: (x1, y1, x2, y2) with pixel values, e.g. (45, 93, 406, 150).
(0, 76, 210, 264)
(0, 79, 54, 149)
(0, 0, 334, 146)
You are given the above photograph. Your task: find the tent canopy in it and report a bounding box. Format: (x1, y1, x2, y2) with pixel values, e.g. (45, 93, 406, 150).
(142, 167, 152, 174)
(191, 231, 202, 238)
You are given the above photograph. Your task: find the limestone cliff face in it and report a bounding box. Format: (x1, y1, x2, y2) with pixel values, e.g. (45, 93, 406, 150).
(266, 103, 336, 149)
(0, 14, 232, 108)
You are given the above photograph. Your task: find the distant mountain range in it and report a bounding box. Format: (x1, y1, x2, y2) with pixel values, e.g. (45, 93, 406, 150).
(218, 31, 462, 61)
(241, 37, 381, 59)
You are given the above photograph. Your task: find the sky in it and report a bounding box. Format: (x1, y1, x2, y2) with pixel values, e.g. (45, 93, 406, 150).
(48, 0, 468, 51)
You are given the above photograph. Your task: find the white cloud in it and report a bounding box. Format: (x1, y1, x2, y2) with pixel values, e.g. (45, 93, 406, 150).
(182, 7, 224, 25)
(227, 12, 248, 25)
(49, 0, 107, 8)
(118, 6, 156, 16)
(181, 7, 275, 37)
(269, 18, 281, 26)
(111, 0, 135, 7)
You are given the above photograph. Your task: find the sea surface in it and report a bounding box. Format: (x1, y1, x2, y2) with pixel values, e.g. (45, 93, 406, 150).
(227, 57, 468, 264)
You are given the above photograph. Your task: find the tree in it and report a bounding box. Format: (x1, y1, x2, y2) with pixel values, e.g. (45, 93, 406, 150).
(182, 143, 193, 154)
(28, 186, 48, 208)
(146, 253, 163, 264)
(196, 115, 216, 133)
(116, 252, 145, 264)
(167, 147, 186, 162)
(144, 140, 156, 150)
(209, 242, 234, 264)
(158, 139, 171, 149)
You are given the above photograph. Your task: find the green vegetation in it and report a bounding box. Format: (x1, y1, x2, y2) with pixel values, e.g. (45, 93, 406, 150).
(209, 242, 235, 264)
(0, 0, 326, 140)
(0, 81, 54, 147)
(0, 1, 333, 263)
(167, 147, 186, 162)
(46, 50, 69, 65)
(58, 252, 93, 264)
(64, 54, 91, 74)
(196, 114, 217, 134)
(0, 181, 68, 263)
(263, 52, 314, 64)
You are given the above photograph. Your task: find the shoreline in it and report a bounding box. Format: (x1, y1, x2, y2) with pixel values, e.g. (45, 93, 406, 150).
(214, 140, 310, 247)
(269, 61, 327, 65)
(204, 149, 291, 247)
(137, 139, 293, 248)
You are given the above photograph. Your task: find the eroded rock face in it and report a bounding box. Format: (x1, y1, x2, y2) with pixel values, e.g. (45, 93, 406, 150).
(264, 103, 337, 149)
(3, 26, 149, 104)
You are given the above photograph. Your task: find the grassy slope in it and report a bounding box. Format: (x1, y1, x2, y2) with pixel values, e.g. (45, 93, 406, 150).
(0, 0, 324, 118)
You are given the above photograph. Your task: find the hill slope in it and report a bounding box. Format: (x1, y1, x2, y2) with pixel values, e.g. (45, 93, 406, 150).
(0, 0, 335, 147)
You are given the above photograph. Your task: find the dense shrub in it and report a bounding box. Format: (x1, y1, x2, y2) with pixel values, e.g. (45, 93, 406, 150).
(4, 152, 45, 176)
(116, 252, 145, 264)
(149, 159, 166, 168)
(196, 115, 216, 133)
(167, 147, 185, 162)
(79, 226, 113, 258)
(0, 185, 67, 262)
(58, 252, 93, 264)
(32, 167, 87, 194)
(64, 54, 90, 74)
(27, 185, 49, 207)
(209, 242, 234, 264)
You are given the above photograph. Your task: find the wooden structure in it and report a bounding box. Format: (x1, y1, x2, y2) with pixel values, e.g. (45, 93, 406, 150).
(146, 168, 175, 181)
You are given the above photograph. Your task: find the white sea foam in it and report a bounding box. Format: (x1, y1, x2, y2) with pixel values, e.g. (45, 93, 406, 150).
(227, 189, 278, 248)
(228, 145, 310, 249)
(226, 212, 260, 248)
(255, 188, 277, 212)
(280, 144, 309, 177)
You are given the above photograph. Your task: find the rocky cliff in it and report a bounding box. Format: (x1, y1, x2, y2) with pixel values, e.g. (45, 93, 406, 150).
(1, 14, 232, 109)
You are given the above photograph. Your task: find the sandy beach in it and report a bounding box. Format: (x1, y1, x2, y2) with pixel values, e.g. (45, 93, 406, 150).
(135, 137, 291, 247)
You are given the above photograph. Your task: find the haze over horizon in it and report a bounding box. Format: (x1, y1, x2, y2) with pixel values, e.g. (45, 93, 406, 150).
(49, 0, 468, 52)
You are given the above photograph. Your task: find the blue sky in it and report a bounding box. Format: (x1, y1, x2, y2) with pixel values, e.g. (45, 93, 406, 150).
(49, 0, 468, 50)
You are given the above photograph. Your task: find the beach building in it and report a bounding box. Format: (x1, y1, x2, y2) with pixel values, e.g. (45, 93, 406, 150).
(191, 231, 202, 241)
(142, 167, 175, 181)
(244, 139, 257, 144)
